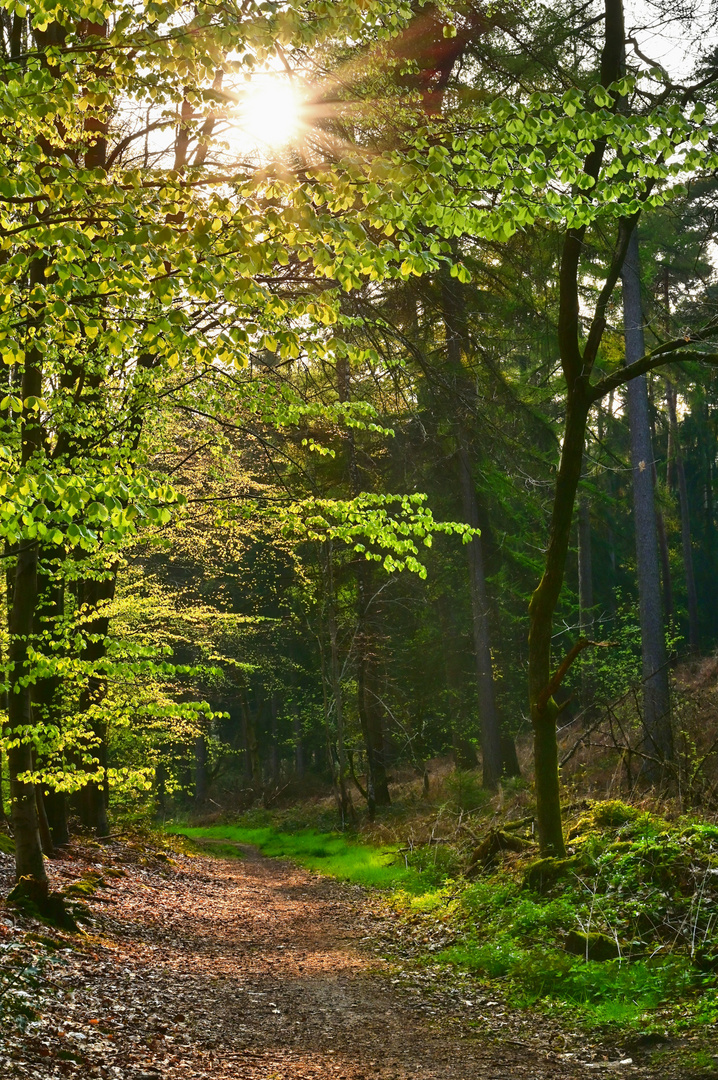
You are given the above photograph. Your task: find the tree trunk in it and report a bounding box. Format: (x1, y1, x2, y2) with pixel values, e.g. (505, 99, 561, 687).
(7, 254, 48, 888)
(457, 446, 503, 787)
(653, 462, 674, 632)
(622, 229, 672, 776)
(528, 390, 589, 857)
(240, 687, 261, 784)
(577, 458, 595, 714)
(318, 589, 353, 826)
(666, 380, 699, 652)
(441, 266, 505, 787)
(34, 768, 54, 858)
(527, 0, 627, 854)
(436, 595, 479, 768)
(269, 693, 280, 788)
(32, 552, 69, 846)
(194, 735, 208, 803)
(577, 487, 593, 638)
(77, 572, 116, 836)
(8, 539, 47, 885)
(336, 359, 390, 810)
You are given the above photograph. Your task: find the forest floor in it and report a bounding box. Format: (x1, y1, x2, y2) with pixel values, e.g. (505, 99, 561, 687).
(1, 837, 716, 1080)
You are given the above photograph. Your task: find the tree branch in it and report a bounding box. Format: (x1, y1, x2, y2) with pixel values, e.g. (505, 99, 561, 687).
(589, 322, 718, 402)
(537, 638, 613, 711)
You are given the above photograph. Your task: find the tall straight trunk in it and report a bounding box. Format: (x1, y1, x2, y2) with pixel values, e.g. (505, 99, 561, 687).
(666, 381, 699, 652)
(34, 759, 54, 857)
(435, 595, 478, 769)
(528, 389, 589, 857)
(77, 572, 116, 835)
(32, 551, 69, 846)
(240, 687, 261, 783)
(457, 446, 503, 787)
(652, 461, 674, 632)
(441, 270, 505, 787)
(7, 253, 48, 888)
(528, 0, 627, 855)
(336, 359, 390, 809)
(355, 561, 391, 808)
(7, 536, 47, 884)
(317, 623, 348, 823)
(577, 468, 595, 717)
(577, 487, 593, 638)
(327, 607, 353, 822)
(622, 230, 672, 775)
(194, 735, 208, 803)
(701, 395, 716, 636)
(290, 663, 305, 778)
(269, 692, 280, 787)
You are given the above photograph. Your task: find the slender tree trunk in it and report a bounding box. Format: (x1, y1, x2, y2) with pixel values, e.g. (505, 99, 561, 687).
(528, 390, 589, 857)
(34, 762, 54, 858)
(666, 381, 699, 652)
(436, 595, 479, 769)
(287, 650, 305, 778)
(577, 457, 595, 714)
(194, 735, 208, 803)
(326, 574, 354, 823)
(354, 563, 391, 809)
(441, 268, 506, 786)
(652, 462, 674, 632)
(33, 552, 69, 846)
(317, 627, 346, 822)
(240, 687, 261, 784)
(77, 573, 115, 836)
(7, 254, 48, 887)
(336, 360, 390, 809)
(269, 693, 280, 788)
(622, 230, 672, 776)
(528, 0, 627, 855)
(457, 446, 503, 787)
(577, 490, 593, 638)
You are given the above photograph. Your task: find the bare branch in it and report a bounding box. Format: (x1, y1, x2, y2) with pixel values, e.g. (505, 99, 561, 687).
(538, 638, 614, 711)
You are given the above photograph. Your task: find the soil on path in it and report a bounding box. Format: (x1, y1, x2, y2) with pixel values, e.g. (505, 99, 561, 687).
(0, 841, 700, 1079)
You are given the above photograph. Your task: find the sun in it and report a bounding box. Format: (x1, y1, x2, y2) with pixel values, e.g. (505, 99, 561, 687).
(237, 79, 303, 149)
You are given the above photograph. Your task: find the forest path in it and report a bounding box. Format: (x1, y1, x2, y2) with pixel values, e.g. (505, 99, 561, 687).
(3, 844, 651, 1079)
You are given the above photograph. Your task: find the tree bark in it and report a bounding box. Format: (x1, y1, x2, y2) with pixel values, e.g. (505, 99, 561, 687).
(527, 0, 627, 855)
(77, 573, 116, 836)
(622, 229, 672, 776)
(336, 359, 390, 810)
(32, 551, 70, 846)
(7, 254, 48, 887)
(577, 459, 595, 713)
(528, 390, 590, 857)
(457, 446, 503, 787)
(194, 735, 208, 803)
(666, 380, 699, 652)
(436, 595, 479, 769)
(441, 267, 506, 787)
(652, 461, 674, 632)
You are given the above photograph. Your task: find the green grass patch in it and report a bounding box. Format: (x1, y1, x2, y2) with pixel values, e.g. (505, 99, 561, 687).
(168, 824, 428, 891)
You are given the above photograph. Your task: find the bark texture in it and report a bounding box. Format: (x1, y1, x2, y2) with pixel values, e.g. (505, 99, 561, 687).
(621, 229, 672, 776)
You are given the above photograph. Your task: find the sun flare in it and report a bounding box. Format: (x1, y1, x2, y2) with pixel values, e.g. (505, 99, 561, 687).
(237, 79, 303, 149)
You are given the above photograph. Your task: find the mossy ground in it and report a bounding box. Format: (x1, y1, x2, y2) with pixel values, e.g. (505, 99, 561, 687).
(168, 797, 718, 1035)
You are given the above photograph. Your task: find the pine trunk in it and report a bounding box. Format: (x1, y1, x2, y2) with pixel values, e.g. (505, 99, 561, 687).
(457, 446, 503, 788)
(666, 382, 699, 652)
(622, 230, 672, 777)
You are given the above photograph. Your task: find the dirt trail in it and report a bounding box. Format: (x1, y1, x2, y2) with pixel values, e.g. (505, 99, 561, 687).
(0, 844, 664, 1079)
